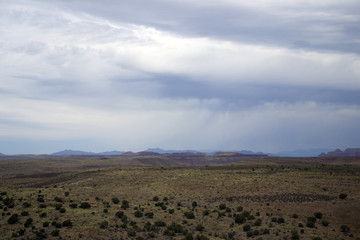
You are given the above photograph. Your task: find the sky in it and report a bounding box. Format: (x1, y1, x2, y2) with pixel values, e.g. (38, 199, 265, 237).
(1, 0, 360, 154)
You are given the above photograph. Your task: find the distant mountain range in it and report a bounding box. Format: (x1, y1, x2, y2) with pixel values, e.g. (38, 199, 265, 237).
(51, 150, 124, 156)
(50, 148, 266, 156)
(5, 147, 356, 157)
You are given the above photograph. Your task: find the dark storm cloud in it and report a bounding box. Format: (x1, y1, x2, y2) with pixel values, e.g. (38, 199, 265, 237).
(155, 75, 360, 109)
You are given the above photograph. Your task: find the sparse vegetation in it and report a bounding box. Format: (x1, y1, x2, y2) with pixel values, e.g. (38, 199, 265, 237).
(0, 156, 359, 239)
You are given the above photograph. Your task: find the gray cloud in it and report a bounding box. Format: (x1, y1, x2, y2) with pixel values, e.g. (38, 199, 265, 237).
(0, 0, 359, 154)
(58, 0, 360, 54)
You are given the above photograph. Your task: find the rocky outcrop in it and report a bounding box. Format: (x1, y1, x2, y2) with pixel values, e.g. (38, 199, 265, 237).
(320, 148, 360, 156)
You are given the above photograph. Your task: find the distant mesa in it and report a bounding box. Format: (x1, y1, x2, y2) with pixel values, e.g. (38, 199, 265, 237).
(319, 148, 360, 157)
(145, 148, 199, 154)
(121, 151, 135, 156)
(169, 152, 206, 156)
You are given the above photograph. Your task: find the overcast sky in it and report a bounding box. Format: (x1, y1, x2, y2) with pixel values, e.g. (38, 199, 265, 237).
(1, 0, 360, 154)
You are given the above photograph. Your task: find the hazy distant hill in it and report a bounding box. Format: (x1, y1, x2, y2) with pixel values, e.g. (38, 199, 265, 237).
(51, 150, 123, 156)
(274, 148, 333, 157)
(51, 150, 95, 155)
(206, 150, 267, 156)
(145, 148, 200, 154)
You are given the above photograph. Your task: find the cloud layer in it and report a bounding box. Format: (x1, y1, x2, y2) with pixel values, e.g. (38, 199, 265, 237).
(0, 0, 360, 154)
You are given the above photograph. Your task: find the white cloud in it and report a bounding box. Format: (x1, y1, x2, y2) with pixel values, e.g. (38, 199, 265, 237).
(1, 2, 359, 96)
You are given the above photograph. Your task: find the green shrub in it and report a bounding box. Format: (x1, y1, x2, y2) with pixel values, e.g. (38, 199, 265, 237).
(24, 218, 33, 228)
(59, 207, 66, 213)
(37, 197, 44, 202)
(277, 217, 285, 223)
(322, 220, 329, 226)
(242, 211, 250, 218)
(63, 219, 73, 227)
(246, 231, 253, 237)
(55, 222, 62, 228)
(54, 197, 63, 202)
(307, 216, 316, 223)
(163, 197, 168, 201)
(154, 220, 166, 227)
(237, 206, 243, 212)
(23, 202, 31, 208)
(51, 230, 59, 236)
(39, 203, 46, 208)
(55, 203, 62, 210)
(21, 211, 29, 216)
(192, 201, 198, 208)
(243, 224, 251, 232)
(115, 211, 124, 218)
(127, 230, 136, 237)
(234, 214, 246, 224)
(39, 212, 47, 218)
(134, 210, 143, 218)
(184, 232, 194, 240)
(340, 225, 350, 233)
(339, 193, 347, 199)
(292, 213, 298, 218)
(219, 203, 226, 210)
(196, 235, 209, 240)
(312, 237, 322, 240)
(203, 210, 209, 216)
(43, 221, 50, 227)
(167, 222, 183, 233)
(228, 231, 235, 239)
(121, 200, 130, 209)
(196, 224, 204, 231)
(69, 203, 78, 208)
(291, 229, 300, 240)
(7, 214, 18, 224)
(153, 196, 159, 201)
(145, 212, 154, 218)
(79, 202, 91, 209)
(314, 212, 323, 219)
(18, 229, 25, 236)
(306, 221, 315, 228)
(254, 218, 262, 226)
(184, 211, 195, 219)
(169, 209, 174, 214)
(99, 221, 108, 229)
(112, 197, 120, 204)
